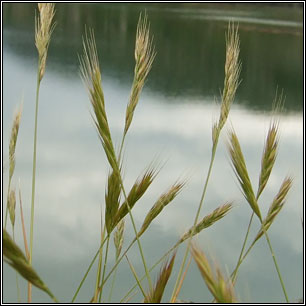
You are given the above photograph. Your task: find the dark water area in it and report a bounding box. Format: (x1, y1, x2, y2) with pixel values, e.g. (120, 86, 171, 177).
(3, 3, 303, 111)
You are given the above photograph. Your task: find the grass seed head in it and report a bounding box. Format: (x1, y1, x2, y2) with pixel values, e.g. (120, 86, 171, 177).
(8, 189, 16, 228)
(257, 121, 279, 198)
(180, 203, 233, 243)
(35, 3, 56, 81)
(144, 252, 176, 303)
(9, 106, 22, 180)
(80, 28, 117, 172)
(3, 229, 55, 299)
(138, 181, 185, 237)
(114, 166, 157, 225)
(114, 219, 125, 259)
(105, 170, 121, 234)
(191, 244, 237, 303)
(228, 130, 262, 220)
(218, 22, 241, 131)
(124, 13, 156, 135)
(254, 177, 292, 243)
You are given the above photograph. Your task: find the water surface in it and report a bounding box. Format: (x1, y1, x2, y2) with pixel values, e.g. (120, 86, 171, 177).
(3, 3, 303, 303)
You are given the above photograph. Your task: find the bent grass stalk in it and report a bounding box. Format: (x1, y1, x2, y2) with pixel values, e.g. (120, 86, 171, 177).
(171, 22, 241, 299)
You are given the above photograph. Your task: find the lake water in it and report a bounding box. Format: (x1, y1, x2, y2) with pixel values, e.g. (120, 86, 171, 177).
(3, 3, 303, 303)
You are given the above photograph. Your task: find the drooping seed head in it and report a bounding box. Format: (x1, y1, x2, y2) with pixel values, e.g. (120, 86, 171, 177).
(3, 229, 56, 299)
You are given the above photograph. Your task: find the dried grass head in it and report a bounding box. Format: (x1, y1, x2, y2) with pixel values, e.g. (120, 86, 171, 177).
(35, 3, 56, 81)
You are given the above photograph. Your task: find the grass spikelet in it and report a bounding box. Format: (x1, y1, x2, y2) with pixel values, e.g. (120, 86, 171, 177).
(80, 28, 117, 171)
(144, 252, 176, 303)
(124, 13, 156, 135)
(3, 229, 58, 302)
(114, 166, 157, 225)
(105, 170, 121, 234)
(257, 121, 279, 198)
(35, 3, 56, 81)
(9, 106, 22, 180)
(114, 219, 125, 259)
(253, 177, 292, 243)
(138, 181, 185, 237)
(179, 203, 233, 243)
(5, 105, 22, 229)
(217, 22, 241, 133)
(228, 130, 262, 220)
(8, 189, 16, 228)
(191, 245, 237, 303)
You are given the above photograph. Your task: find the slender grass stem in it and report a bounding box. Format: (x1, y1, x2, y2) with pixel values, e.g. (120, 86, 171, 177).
(30, 67, 41, 265)
(93, 223, 105, 303)
(171, 142, 218, 300)
(108, 264, 118, 302)
(95, 236, 157, 302)
(99, 236, 110, 302)
(232, 212, 255, 282)
(118, 134, 126, 165)
(12, 231, 21, 302)
(120, 241, 180, 302)
(71, 234, 108, 302)
(29, 65, 41, 301)
(170, 256, 192, 303)
(125, 255, 147, 299)
(117, 173, 153, 291)
(263, 228, 289, 302)
(4, 180, 12, 228)
(230, 218, 289, 302)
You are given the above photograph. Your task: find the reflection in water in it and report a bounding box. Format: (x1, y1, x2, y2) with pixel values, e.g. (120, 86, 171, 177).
(3, 3, 303, 303)
(3, 3, 303, 111)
